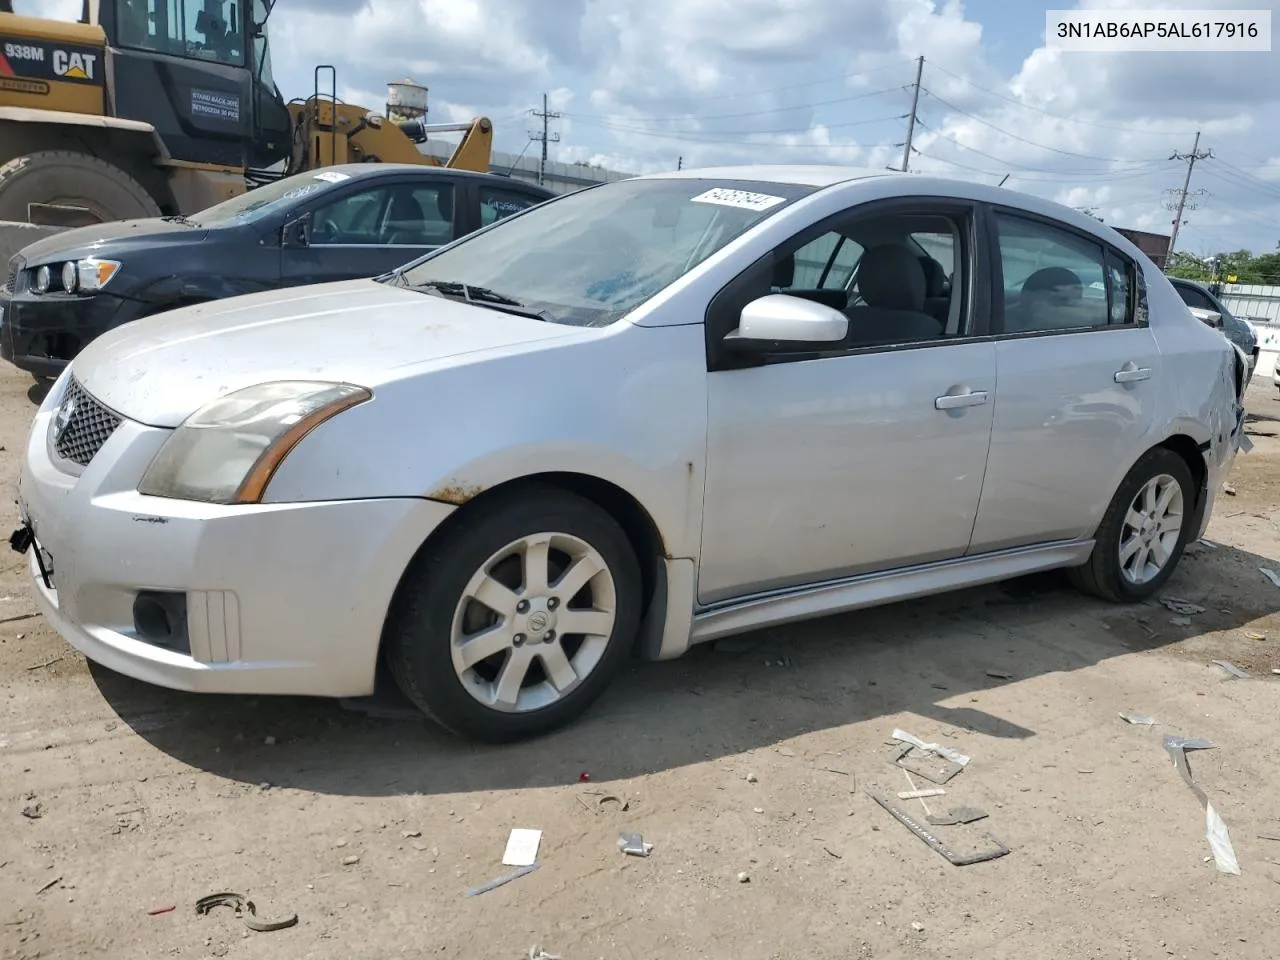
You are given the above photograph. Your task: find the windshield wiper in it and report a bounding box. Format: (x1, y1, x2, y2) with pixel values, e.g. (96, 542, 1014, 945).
(160, 214, 195, 225)
(409, 280, 553, 321)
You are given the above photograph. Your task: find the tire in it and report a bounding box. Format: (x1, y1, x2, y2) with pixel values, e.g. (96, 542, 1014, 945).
(1068, 447, 1196, 602)
(0, 151, 161, 224)
(385, 484, 642, 742)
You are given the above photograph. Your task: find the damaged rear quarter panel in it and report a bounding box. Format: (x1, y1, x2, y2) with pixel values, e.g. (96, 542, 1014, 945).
(261, 320, 710, 560)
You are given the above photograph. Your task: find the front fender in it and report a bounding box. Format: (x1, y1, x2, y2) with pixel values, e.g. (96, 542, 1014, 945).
(260, 323, 710, 560)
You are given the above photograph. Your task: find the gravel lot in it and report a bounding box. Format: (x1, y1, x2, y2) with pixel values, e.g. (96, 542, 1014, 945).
(2, 366, 1279, 960)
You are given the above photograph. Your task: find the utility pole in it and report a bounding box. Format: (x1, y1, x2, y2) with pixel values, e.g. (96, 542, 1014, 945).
(899, 55, 924, 173)
(1166, 131, 1211, 258)
(530, 93, 560, 186)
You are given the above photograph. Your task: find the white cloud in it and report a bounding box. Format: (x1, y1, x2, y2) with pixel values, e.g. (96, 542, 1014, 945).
(14, 0, 1280, 253)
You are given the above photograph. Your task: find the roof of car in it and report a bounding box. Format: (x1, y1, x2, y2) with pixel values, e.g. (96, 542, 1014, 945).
(635, 164, 899, 188)
(299, 163, 556, 192)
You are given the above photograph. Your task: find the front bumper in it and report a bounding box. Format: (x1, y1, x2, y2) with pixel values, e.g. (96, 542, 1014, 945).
(0, 289, 143, 377)
(17, 400, 456, 698)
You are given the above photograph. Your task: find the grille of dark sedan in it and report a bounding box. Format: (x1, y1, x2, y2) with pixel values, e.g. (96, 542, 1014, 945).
(53, 378, 123, 467)
(4, 255, 23, 294)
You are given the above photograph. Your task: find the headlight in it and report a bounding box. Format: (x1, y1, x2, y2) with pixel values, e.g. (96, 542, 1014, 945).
(69, 258, 120, 292)
(137, 381, 372, 504)
(33, 265, 51, 293)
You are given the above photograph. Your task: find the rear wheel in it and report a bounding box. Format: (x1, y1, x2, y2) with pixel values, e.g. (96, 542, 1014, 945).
(1069, 447, 1196, 602)
(0, 151, 161, 224)
(385, 485, 642, 742)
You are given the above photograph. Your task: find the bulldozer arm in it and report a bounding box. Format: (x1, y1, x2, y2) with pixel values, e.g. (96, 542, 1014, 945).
(287, 98, 493, 174)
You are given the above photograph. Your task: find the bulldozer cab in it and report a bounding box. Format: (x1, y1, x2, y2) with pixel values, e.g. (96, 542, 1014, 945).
(83, 0, 291, 169)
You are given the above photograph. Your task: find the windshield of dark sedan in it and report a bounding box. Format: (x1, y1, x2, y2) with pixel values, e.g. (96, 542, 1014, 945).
(395, 178, 816, 327)
(188, 170, 355, 227)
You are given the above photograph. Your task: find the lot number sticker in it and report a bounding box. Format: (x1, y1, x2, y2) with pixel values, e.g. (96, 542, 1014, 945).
(690, 188, 786, 212)
(313, 171, 352, 183)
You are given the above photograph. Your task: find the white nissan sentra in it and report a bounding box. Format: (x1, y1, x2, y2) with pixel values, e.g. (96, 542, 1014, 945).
(14, 165, 1249, 742)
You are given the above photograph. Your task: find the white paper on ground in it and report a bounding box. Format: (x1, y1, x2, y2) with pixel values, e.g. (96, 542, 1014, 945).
(501, 828, 543, 867)
(1205, 801, 1241, 875)
(892, 728, 971, 767)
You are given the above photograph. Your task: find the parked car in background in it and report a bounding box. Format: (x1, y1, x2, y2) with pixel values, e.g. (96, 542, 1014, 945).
(1169, 277, 1258, 381)
(0, 165, 555, 380)
(14, 165, 1248, 742)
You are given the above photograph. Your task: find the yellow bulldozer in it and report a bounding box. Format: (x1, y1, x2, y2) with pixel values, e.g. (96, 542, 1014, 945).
(0, 0, 494, 225)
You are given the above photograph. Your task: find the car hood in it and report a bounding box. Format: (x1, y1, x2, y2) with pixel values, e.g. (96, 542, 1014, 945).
(16, 217, 210, 265)
(73, 279, 581, 427)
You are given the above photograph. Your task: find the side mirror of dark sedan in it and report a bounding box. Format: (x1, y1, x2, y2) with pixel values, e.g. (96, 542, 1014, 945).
(724, 294, 849, 352)
(1189, 306, 1222, 329)
(282, 216, 311, 249)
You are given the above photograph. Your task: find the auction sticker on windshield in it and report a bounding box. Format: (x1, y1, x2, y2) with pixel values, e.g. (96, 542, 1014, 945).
(690, 188, 786, 212)
(313, 171, 352, 183)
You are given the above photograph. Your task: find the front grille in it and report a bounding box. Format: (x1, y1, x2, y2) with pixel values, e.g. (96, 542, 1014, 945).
(53, 378, 123, 467)
(4, 255, 23, 294)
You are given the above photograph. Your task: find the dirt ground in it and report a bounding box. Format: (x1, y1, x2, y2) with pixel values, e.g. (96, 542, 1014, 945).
(1, 366, 1278, 960)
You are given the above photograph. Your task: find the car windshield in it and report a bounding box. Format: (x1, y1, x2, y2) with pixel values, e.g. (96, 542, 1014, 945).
(394, 178, 815, 327)
(188, 170, 354, 227)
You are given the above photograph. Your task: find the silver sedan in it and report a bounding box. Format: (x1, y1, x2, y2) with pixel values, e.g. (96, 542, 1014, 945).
(14, 164, 1249, 741)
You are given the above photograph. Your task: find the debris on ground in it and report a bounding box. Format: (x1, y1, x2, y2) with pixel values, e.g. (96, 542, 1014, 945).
(1162, 735, 1239, 876)
(1261, 568, 1280, 589)
(1211, 660, 1250, 680)
(401, 830, 421, 839)
(1161, 598, 1207, 616)
(925, 807, 989, 826)
(618, 832, 653, 857)
(1246, 631, 1267, 641)
(1119, 713, 1158, 726)
(891, 729, 970, 767)
(736, 871, 750, 883)
(986, 670, 1013, 680)
(1223, 482, 1237, 496)
(464, 862, 540, 897)
(502, 829, 542, 867)
(528, 946, 562, 960)
(341, 855, 360, 866)
(195, 892, 298, 932)
(24, 656, 61, 671)
(898, 788, 946, 800)
(745, 772, 758, 783)
(1171, 616, 1193, 627)
(894, 743, 964, 785)
(148, 905, 176, 916)
(36, 875, 61, 894)
(1257, 828, 1280, 842)
(578, 772, 590, 783)
(865, 787, 1010, 866)
(21, 803, 41, 819)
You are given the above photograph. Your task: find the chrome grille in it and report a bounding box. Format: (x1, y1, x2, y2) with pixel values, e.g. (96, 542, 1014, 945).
(4, 255, 22, 294)
(53, 378, 123, 467)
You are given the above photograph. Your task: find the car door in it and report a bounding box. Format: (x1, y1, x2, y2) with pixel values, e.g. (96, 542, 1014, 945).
(966, 207, 1160, 554)
(697, 198, 998, 604)
(280, 178, 457, 287)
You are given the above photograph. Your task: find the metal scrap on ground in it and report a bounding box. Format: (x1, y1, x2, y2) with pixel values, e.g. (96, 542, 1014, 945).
(894, 743, 964, 784)
(865, 787, 1011, 866)
(1260, 568, 1280, 588)
(1119, 713, 1158, 726)
(618, 832, 653, 857)
(465, 862, 540, 897)
(926, 807, 989, 826)
(891, 729, 970, 767)
(1211, 660, 1250, 679)
(194, 892, 298, 932)
(1161, 598, 1207, 616)
(1162, 735, 1240, 876)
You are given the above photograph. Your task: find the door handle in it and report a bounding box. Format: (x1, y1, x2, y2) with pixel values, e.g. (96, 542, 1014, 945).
(1113, 366, 1152, 383)
(934, 390, 988, 410)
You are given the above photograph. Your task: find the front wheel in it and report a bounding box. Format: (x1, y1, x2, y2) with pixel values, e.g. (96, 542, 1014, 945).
(1069, 448, 1196, 602)
(385, 485, 642, 742)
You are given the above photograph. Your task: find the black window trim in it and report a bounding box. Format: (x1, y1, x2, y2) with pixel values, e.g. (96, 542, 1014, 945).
(985, 203, 1148, 339)
(705, 195, 988, 373)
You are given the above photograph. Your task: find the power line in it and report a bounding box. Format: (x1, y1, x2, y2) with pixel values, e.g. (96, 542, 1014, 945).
(566, 58, 917, 112)
(530, 93, 561, 186)
(1166, 132, 1212, 257)
(922, 61, 1196, 138)
(562, 85, 907, 125)
(918, 87, 1161, 164)
(912, 147, 1169, 184)
(567, 112, 906, 141)
(913, 118, 1168, 178)
(1203, 157, 1280, 201)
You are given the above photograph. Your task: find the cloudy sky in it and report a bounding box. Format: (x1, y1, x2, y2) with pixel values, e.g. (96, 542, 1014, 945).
(21, 0, 1280, 259)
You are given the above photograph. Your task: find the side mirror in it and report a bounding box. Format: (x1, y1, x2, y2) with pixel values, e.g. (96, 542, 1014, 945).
(282, 215, 311, 248)
(725, 294, 848, 348)
(1189, 306, 1222, 328)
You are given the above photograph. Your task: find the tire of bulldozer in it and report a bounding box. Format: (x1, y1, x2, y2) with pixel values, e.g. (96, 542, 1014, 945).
(0, 151, 162, 224)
